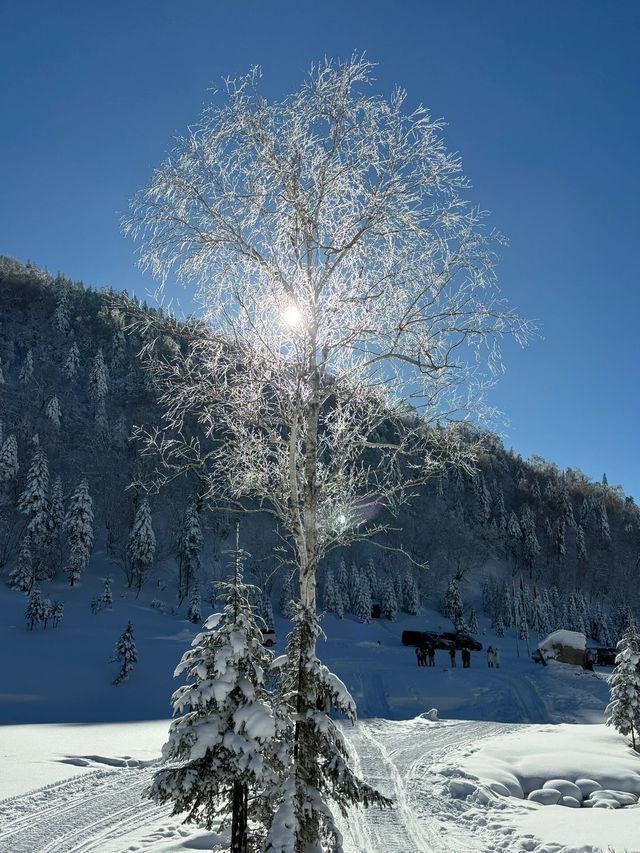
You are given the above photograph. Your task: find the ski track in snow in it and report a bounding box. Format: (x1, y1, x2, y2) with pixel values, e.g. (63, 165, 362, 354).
(0, 721, 534, 853)
(336, 718, 517, 853)
(0, 765, 170, 853)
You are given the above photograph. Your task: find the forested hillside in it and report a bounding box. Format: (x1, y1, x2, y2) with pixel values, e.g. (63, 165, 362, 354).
(1, 255, 639, 639)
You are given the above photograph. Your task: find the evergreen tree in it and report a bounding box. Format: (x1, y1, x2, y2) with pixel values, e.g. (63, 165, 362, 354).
(576, 524, 588, 564)
(606, 623, 640, 751)
(63, 342, 80, 381)
(473, 472, 491, 525)
(113, 412, 129, 449)
(89, 347, 109, 402)
(555, 519, 566, 561)
(18, 448, 50, 543)
(467, 607, 479, 635)
(0, 434, 19, 481)
(187, 580, 202, 624)
(494, 613, 505, 637)
(127, 498, 156, 592)
(507, 512, 521, 565)
(502, 584, 514, 628)
(335, 559, 350, 612)
(559, 482, 575, 529)
(265, 605, 390, 852)
(25, 584, 47, 630)
(364, 556, 379, 601)
(177, 497, 203, 604)
(9, 540, 35, 592)
(579, 495, 593, 529)
(19, 349, 34, 385)
(53, 287, 71, 333)
(444, 576, 464, 629)
(401, 571, 419, 615)
(101, 575, 113, 608)
(111, 622, 138, 685)
(280, 570, 295, 619)
(352, 577, 372, 622)
(147, 557, 285, 852)
(51, 600, 64, 627)
(379, 576, 398, 621)
(63, 479, 94, 586)
(46, 396, 61, 428)
(597, 499, 611, 548)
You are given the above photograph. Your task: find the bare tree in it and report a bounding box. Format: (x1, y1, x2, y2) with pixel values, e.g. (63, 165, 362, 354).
(125, 55, 531, 843)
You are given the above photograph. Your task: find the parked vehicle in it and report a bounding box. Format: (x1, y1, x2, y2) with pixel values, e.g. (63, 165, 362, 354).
(401, 630, 439, 647)
(261, 629, 277, 647)
(440, 631, 483, 651)
(401, 629, 482, 651)
(594, 647, 617, 666)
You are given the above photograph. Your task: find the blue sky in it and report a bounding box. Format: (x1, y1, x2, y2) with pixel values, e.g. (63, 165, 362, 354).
(1, 1, 638, 498)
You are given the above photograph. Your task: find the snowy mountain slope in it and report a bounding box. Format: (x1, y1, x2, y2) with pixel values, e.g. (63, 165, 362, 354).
(0, 557, 611, 726)
(2, 718, 638, 853)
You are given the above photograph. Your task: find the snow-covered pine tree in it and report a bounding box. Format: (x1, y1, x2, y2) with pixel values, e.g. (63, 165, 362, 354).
(473, 472, 491, 525)
(63, 479, 94, 586)
(19, 349, 34, 385)
(111, 621, 138, 685)
(18, 448, 50, 543)
(24, 584, 47, 630)
(53, 287, 70, 333)
(45, 396, 61, 428)
(379, 576, 398, 621)
(322, 569, 344, 619)
(559, 481, 575, 529)
(494, 614, 505, 637)
(507, 512, 521, 566)
(89, 347, 109, 402)
(42, 597, 53, 628)
(597, 498, 611, 548)
(555, 519, 566, 561)
(52, 600, 64, 627)
(336, 559, 350, 612)
(606, 623, 640, 751)
(260, 590, 275, 632)
(265, 605, 391, 852)
(63, 342, 80, 381)
(187, 580, 201, 624)
(0, 434, 19, 482)
(101, 575, 113, 608)
(147, 553, 285, 852)
(579, 495, 593, 529)
(347, 561, 361, 615)
(502, 584, 514, 628)
(467, 607, 479, 635)
(280, 570, 295, 619)
(402, 571, 419, 615)
(127, 497, 155, 592)
(364, 556, 379, 602)
(10, 540, 34, 592)
(113, 412, 129, 449)
(576, 524, 587, 564)
(177, 497, 203, 605)
(445, 576, 464, 630)
(352, 576, 372, 622)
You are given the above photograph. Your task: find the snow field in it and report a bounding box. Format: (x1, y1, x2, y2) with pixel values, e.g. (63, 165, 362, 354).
(5, 718, 640, 852)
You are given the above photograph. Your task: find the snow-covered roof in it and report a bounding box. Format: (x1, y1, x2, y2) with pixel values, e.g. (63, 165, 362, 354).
(538, 630, 586, 653)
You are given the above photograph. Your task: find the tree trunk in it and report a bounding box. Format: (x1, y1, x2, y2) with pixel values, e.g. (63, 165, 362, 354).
(230, 780, 248, 853)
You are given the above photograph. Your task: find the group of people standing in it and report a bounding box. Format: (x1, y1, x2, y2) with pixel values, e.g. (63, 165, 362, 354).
(415, 643, 436, 666)
(415, 643, 501, 669)
(486, 645, 501, 668)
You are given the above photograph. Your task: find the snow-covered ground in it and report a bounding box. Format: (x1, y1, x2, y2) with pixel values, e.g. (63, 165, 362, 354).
(2, 567, 635, 851)
(2, 718, 639, 853)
